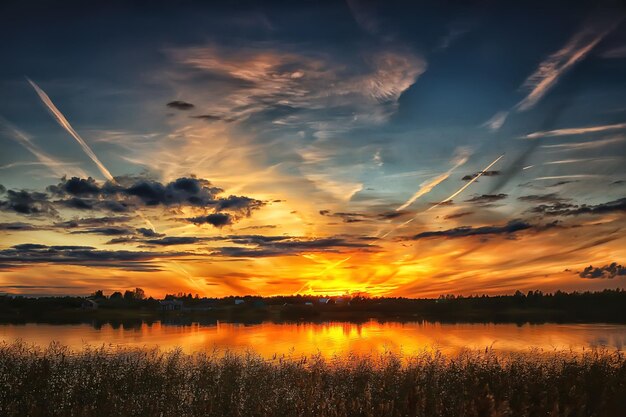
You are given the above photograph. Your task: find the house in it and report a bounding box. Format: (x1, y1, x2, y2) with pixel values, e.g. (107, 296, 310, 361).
(159, 300, 183, 311)
(234, 299, 245, 305)
(304, 302, 314, 306)
(318, 298, 330, 304)
(81, 299, 98, 310)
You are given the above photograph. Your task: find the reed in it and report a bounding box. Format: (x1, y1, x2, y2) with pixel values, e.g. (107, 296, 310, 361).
(0, 340, 624, 416)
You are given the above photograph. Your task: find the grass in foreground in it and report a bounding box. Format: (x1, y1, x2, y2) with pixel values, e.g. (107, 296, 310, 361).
(0, 341, 625, 417)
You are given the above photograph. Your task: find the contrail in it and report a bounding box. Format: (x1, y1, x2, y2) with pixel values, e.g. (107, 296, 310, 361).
(426, 154, 505, 212)
(26, 78, 114, 181)
(25, 79, 201, 293)
(0, 117, 87, 178)
(26, 79, 155, 226)
(515, 20, 621, 112)
(378, 154, 505, 239)
(25, 81, 200, 293)
(396, 151, 469, 211)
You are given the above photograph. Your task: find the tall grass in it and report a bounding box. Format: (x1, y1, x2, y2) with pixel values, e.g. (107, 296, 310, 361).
(0, 341, 625, 417)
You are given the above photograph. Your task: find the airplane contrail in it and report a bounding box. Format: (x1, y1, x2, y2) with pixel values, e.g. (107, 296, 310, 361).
(27, 78, 114, 181)
(396, 153, 469, 211)
(26, 80, 157, 226)
(426, 154, 505, 212)
(24, 79, 203, 292)
(0, 117, 87, 178)
(378, 154, 505, 239)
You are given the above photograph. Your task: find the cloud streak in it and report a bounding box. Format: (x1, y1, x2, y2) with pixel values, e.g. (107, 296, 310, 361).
(27, 78, 114, 181)
(396, 150, 470, 211)
(409, 220, 532, 240)
(427, 154, 505, 212)
(0, 117, 86, 178)
(524, 122, 626, 139)
(515, 21, 620, 112)
(541, 136, 625, 151)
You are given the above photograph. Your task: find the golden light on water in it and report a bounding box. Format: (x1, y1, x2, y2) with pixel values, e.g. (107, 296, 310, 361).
(2, 321, 625, 358)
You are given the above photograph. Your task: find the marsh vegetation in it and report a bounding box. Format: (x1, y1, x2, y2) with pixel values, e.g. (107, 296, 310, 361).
(1, 341, 625, 417)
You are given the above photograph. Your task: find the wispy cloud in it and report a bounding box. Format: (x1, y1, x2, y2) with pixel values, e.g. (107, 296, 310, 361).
(396, 149, 471, 211)
(482, 111, 509, 131)
(168, 44, 426, 132)
(515, 21, 621, 112)
(0, 117, 87, 178)
(541, 136, 625, 150)
(524, 122, 626, 139)
(484, 16, 622, 132)
(27, 78, 114, 181)
(600, 45, 626, 59)
(533, 175, 603, 181)
(427, 154, 505, 211)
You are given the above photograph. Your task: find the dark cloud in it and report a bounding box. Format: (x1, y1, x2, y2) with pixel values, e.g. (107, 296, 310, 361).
(211, 236, 374, 258)
(18, 176, 264, 225)
(108, 232, 374, 255)
(166, 100, 195, 110)
(430, 200, 454, 207)
(115, 177, 224, 207)
(187, 213, 234, 227)
(214, 195, 264, 214)
(409, 219, 532, 240)
(0, 244, 189, 271)
(99, 200, 133, 213)
(461, 170, 500, 181)
(0, 189, 57, 216)
(530, 197, 626, 216)
(58, 197, 96, 210)
(70, 227, 135, 236)
(518, 193, 568, 203)
(320, 210, 411, 222)
(55, 216, 134, 228)
(190, 114, 236, 122)
(579, 262, 626, 279)
(546, 180, 579, 188)
(143, 236, 205, 246)
(377, 211, 409, 220)
(0, 222, 43, 231)
(0, 185, 6, 194)
(136, 227, 164, 238)
(48, 177, 100, 196)
(465, 193, 508, 204)
(443, 211, 473, 220)
(226, 235, 292, 245)
(333, 212, 367, 223)
(240, 225, 277, 230)
(105, 237, 136, 245)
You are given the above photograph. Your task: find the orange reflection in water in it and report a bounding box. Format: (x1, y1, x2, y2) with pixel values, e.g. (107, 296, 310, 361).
(1, 321, 625, 357)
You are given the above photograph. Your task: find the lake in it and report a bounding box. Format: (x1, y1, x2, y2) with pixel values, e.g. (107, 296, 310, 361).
(2, 320, 625, 357)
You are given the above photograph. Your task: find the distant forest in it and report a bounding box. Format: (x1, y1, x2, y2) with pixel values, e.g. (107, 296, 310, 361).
(1, 289, 626, 323)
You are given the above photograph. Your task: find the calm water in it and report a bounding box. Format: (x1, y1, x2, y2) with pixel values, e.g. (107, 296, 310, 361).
(1, 321, 624, 357)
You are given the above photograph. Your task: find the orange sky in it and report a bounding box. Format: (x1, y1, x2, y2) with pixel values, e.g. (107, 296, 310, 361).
(1, 3, 625, 298)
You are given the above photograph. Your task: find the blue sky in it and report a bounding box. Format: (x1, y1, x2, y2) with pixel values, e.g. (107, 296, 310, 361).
(0, 0, 625, 297)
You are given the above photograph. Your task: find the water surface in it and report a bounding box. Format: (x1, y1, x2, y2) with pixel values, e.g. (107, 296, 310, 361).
(1, 321, 624, 357)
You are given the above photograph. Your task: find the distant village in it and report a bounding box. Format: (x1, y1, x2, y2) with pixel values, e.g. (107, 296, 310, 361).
(78, 288, 355, 312)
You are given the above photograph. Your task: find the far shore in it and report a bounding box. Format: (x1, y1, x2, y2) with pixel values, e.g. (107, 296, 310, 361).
(1, 288, 626, 325)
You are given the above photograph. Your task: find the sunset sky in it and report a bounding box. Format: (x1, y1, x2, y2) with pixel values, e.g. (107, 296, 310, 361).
(1, 0, 625, 298)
